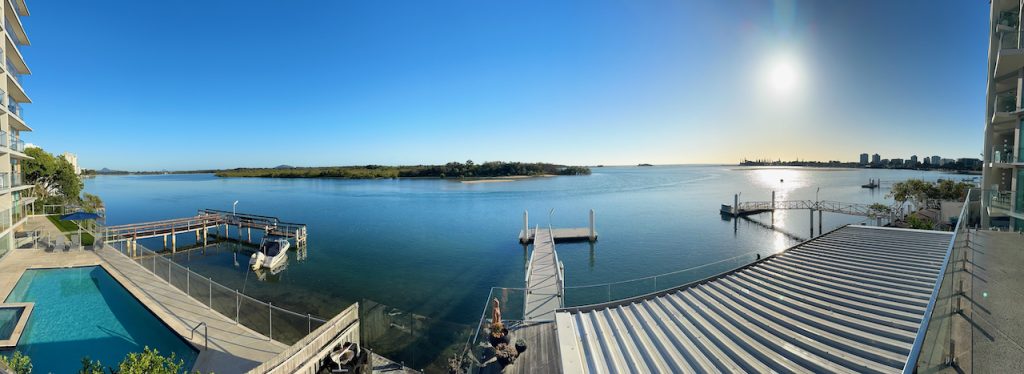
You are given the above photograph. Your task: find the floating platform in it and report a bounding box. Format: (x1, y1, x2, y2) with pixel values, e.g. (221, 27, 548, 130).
(519, 228, 597, 244)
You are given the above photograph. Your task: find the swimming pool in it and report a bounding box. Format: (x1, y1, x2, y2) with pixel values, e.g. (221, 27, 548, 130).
(2, 266, 198, 373)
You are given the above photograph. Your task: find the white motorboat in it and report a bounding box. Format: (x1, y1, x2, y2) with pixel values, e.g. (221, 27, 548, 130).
(250, 237, 289, 270)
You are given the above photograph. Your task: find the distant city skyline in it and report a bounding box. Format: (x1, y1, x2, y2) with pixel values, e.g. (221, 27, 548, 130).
(23, 0, 987, 170)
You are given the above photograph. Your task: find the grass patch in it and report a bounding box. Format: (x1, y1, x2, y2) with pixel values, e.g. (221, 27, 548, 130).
(46, 215, 95, 245)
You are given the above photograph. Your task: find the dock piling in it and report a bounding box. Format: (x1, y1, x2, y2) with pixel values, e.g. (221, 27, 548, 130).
(522, 210, 529, 243)
(589, 209, 596, 242)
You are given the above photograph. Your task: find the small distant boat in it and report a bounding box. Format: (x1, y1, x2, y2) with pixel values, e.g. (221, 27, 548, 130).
(250, 237, 290, 270)
(862, 178, 880, 189)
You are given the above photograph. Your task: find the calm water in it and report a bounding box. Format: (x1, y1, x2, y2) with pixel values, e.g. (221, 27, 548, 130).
(84, 166, 963, 369)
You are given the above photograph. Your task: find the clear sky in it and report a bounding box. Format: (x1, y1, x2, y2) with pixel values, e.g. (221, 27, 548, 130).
(22, 0, 988, 170)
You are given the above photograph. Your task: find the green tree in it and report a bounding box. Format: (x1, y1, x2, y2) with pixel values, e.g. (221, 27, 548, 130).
(0, 351, 32, 374)
(116, 347, 184, 374)
(24, 147, 84, 205)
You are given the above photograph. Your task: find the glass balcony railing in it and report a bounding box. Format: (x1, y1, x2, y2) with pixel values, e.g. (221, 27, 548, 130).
(11, 172, 23, 187)
(998, 10, 1021, 30)
(991, 190, 1013, 210)
(7, 100, 23, 119)
(6, 59, 24, 86)
(992, 148, 1016, 164)
(9, 135, 23, 153)
(4, 20, 22, 45)
(10, 0, 24, 17)
(995, 92, 1018, 113)
(1000, 31, 1024, 51)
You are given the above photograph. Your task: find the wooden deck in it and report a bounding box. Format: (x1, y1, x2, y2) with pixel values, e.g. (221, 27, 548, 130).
(524, 228, 563, 322)
(479, 322, 560, 374)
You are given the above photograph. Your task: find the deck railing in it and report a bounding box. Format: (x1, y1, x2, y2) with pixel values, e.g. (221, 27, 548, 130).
(251, 303, 360, 374)
(106, 239, 330, 345)
(904, 188, 977, 372)
(561, 251, 757, 308)
(461, 287, 526, 372)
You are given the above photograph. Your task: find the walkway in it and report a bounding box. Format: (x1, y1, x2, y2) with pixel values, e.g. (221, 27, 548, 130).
(955, 230, 1024, 373)
(0, 217, 287, 373)
(556, 226, 952, 373)
(525, 227, 563, 321)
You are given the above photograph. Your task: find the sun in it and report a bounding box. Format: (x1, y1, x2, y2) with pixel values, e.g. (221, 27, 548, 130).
(763, 52, 804, 97)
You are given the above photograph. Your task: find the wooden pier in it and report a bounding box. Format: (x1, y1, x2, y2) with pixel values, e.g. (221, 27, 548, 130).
(518, 209, 597, 244)
(102, 209, 307, 254)
(524, 226, 563, 322)
(721, 192, 901, 237)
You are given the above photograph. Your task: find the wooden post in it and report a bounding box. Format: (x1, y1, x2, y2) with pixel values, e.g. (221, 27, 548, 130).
(247, 227, 251, 242)
(734, 194, 739, 216)
(163, 235, 167, 249)
(203, 227, 208, 247)
(171, 229, 176, 252)
(589, 209, 596, 242)
(818, 210, 823, 234)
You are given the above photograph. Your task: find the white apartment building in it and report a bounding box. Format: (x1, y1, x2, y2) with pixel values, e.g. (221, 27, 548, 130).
(0, 0, 33, 258)
(63, 152, 79, 175)
(985, 0, 1024, 230)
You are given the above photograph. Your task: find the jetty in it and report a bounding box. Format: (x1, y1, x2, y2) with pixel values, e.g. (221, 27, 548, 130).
(102, 209, 307, 252)
(720, 192, 900, 236)
(518, 209, 597, 244)
(524, 226, 564, 321)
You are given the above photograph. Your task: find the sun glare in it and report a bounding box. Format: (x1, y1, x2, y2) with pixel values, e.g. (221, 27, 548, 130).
(763, 52, 804, 98)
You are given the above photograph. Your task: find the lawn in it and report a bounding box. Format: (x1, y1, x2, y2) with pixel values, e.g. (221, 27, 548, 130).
(46, 215, 95, 245)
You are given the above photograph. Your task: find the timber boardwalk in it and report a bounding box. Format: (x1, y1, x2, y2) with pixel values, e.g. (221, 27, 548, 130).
(524, 226, 564, 321)
(102, 209, 307, 252)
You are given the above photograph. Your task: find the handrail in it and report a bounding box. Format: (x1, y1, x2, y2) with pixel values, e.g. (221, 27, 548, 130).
(900, 189, 973, 373)
(564, 250, 755, 290)
(190, 322, 208, 351)
(548, 223, 564, 304)
(523, 225, 539, 291)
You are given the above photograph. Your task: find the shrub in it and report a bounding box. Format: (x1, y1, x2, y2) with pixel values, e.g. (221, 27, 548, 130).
(0, 351, 32, 374)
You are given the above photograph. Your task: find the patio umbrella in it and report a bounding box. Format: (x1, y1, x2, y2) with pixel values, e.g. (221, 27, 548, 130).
(61, 212, 101, 246)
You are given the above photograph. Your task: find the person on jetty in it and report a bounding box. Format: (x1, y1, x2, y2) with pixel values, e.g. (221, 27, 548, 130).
(479, 298, 525, 368)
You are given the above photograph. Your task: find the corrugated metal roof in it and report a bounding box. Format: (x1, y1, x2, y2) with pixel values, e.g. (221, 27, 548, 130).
(556, 226, 951, 374)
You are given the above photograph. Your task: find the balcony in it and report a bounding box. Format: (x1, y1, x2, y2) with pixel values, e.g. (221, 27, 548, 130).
(995, 31, 1024, 78)
(991, 190, 1013, 211)
(991, 147, 1017, 165)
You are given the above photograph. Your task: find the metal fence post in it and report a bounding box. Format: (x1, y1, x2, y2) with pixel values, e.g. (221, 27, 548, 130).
(168, 259, 172, 283)
(307, 313, 311, 334)
(269, 302, 273, 341)
(235, 289, 240, 324)
(186, 267, 190, 295)
(208, 277, 213, 310)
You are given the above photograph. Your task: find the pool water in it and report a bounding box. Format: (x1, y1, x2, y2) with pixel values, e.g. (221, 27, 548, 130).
(3, 267, 198, 373)
(0, 308, 22, 340)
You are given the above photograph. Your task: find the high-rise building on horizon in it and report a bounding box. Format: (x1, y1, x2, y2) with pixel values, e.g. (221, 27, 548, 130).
(859, 153, 869, 164)
(62, 152, 79, 175)
(910, 155, 919, 164)
(0, 0, 33, 258)
(871, 153, 881, 164)
(930, 155, 941, 165)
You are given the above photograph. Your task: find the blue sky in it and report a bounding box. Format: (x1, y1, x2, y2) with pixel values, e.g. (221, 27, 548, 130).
(22, 0, 987, 170)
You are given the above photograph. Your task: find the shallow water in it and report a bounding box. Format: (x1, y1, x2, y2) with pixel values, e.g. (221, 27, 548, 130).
(84, 165, 964, 369)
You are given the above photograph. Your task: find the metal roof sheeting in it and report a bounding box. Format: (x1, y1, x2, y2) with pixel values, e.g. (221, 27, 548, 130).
(557, 226, 951, 374)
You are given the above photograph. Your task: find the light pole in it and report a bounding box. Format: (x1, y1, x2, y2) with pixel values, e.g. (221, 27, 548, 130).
(232, 200, 239, 215)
